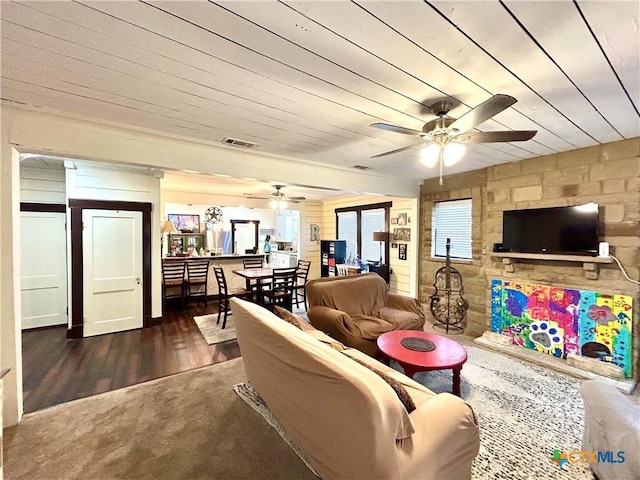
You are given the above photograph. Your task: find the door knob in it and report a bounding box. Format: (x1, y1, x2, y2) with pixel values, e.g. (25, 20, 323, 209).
(136, 277, 141, 285)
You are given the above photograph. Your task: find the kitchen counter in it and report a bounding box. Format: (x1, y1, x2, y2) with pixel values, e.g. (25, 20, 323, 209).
(163, 253, 265, 261)
(162, 254, 267, 295)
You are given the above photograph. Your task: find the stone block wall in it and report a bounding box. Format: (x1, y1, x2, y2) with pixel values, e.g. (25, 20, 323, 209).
(419, 138, 640, 379)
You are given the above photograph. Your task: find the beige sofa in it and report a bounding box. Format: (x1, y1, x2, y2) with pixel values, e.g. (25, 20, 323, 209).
(306, 273, 426, 356)
(231, 297, 480, 480)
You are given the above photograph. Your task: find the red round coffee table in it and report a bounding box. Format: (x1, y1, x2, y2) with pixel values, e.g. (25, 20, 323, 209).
(377, 330, 467, 396)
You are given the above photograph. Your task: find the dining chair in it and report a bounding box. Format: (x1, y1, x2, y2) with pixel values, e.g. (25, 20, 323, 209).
(213, 266, 252, 329)
(186, 259, 211, 307)
(242, 257, 268, 297)
(294, 259, 311, 310)
(336, 264, 349, 276)
(261, 267, 297, 312)
(161, 261, 186, 312)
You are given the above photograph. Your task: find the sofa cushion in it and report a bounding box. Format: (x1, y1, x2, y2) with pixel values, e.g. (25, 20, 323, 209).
(351, 314, 395, 340)
(379, 307, 424, 330)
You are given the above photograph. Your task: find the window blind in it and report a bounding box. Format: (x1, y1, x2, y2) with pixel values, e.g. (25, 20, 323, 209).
(361, 208, 385, 263)
(431, 199, 472, 259)
(337, 211, 357, 261)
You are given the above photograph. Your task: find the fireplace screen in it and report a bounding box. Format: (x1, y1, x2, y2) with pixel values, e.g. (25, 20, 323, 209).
(491, 279, 633, 378)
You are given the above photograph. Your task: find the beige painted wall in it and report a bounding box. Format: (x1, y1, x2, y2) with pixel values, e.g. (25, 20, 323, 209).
(419, 138, 640, 379)
(321, 194, 419, 297)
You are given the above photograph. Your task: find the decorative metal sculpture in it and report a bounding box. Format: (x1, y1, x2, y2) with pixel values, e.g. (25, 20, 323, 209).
(430, 238, 469, 333)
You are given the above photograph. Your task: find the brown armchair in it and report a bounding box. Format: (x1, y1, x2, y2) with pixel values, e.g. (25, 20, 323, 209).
(306, 273, 425, 357)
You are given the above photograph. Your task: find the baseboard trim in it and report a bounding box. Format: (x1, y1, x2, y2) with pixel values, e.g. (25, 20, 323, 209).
(67, 325, 82, 339)
(147, 316, 163, 327)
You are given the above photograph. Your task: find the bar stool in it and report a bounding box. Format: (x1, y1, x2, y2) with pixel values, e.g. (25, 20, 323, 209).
(186, 259, 210, 307)
(213, 266, 252, 329)
(161, 261, 186, 312)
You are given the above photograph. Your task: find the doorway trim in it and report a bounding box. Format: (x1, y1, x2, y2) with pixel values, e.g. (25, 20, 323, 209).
(68, 199, 152, 339)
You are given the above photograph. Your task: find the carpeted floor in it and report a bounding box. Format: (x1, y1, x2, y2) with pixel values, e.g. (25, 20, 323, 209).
(4, 344, 596, 480)
(3, 358, 316, 480)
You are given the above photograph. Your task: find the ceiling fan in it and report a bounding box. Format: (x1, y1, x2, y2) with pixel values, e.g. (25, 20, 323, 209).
(370, 94, 537, 184)
(245, 185, 306, 209)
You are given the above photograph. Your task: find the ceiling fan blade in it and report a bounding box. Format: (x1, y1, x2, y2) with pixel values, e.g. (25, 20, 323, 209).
(370, 142, 426, 158)
(453, 130, 537, 144)
(245, 196, 270, 200)
(287, 196, 306, 200)
(449, 94, 517, 134)
(370, 122, 424, 136)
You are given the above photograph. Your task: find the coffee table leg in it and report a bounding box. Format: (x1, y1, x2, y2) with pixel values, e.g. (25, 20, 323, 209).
(453, 367, 461, 396)
(399, 363, 418, 379)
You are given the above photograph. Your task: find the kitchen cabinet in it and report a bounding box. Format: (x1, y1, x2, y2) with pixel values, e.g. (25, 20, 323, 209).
(275, 210, 298, 242)
(269, 251, 298, 268)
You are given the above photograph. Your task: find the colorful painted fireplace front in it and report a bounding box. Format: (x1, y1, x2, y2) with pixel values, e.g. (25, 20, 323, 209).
(491, 279, 633, 378)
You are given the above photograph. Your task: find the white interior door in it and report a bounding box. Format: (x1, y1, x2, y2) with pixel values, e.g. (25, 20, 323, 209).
(20, 211, 68, 329)
(83, 209, 143, 337)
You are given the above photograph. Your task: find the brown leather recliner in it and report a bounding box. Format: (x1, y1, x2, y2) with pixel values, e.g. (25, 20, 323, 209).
(306, 273, 426, 357)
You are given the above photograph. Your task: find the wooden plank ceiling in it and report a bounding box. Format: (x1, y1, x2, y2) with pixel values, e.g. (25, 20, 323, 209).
(2, 1, 638, 195)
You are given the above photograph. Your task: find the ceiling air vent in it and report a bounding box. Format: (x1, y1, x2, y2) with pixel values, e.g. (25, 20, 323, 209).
(222, 137, 258, 148)
(353, 164, 371, 170)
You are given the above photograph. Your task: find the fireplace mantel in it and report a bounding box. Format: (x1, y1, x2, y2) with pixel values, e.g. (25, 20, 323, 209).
(491, 252, 613, 279)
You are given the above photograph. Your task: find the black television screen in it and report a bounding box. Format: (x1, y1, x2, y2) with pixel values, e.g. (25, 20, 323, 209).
(502, 204, 599, 256)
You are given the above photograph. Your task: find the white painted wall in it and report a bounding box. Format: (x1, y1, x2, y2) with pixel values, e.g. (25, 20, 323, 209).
(1, 138, 23, 427)
(65, 161, 163, 321)
(20, 166, 66, 203)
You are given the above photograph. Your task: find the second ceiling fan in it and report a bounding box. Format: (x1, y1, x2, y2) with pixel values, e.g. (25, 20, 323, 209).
(246, 185, 306, 209)
(370, 94, 537, 184)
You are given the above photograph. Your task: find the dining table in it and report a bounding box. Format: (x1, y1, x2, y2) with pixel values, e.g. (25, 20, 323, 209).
(232, 267, 275, 304)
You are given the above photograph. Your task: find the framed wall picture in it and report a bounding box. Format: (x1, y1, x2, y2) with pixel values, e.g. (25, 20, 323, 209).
(391, 218, 398, 224)
(398, 243, 407, 260)
(393, 227, 411, 241)
(391, 242, 398, 249)
(168, 214, 200, 233)
(397, 213, 408, 225)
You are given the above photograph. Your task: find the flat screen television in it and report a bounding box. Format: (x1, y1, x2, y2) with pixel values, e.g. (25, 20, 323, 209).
(502, 204, 600, 256)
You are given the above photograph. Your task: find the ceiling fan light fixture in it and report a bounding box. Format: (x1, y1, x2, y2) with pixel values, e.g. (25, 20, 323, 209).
(443, 142, 466, 166)
(420, 144, 440, 168)
(270, 198, 287, 210)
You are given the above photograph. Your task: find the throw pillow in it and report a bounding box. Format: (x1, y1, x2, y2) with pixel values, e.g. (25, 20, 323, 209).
(345, 355, 416, 414)
(272, 306, 307, 330)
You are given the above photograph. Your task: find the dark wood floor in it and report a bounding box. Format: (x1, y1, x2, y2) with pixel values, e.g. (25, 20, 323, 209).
(22, 302, 241, 414)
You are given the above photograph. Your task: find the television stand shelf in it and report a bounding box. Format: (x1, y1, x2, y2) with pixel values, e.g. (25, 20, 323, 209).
(491, 252, 613, 280)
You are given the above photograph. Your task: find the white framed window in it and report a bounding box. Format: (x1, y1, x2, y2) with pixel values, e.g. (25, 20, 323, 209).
(337, 211, 357, 261)
(361, 208, 386, 263)
(431, 199, 472, 259)
(336, 203, 391, 264)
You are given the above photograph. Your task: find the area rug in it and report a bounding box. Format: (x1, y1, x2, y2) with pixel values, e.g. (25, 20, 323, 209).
(235, 345, 594, 480)
(193, 313, 237, 345)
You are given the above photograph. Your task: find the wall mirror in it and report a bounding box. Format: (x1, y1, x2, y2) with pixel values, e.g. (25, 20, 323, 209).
(231, 220, 260, 254)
